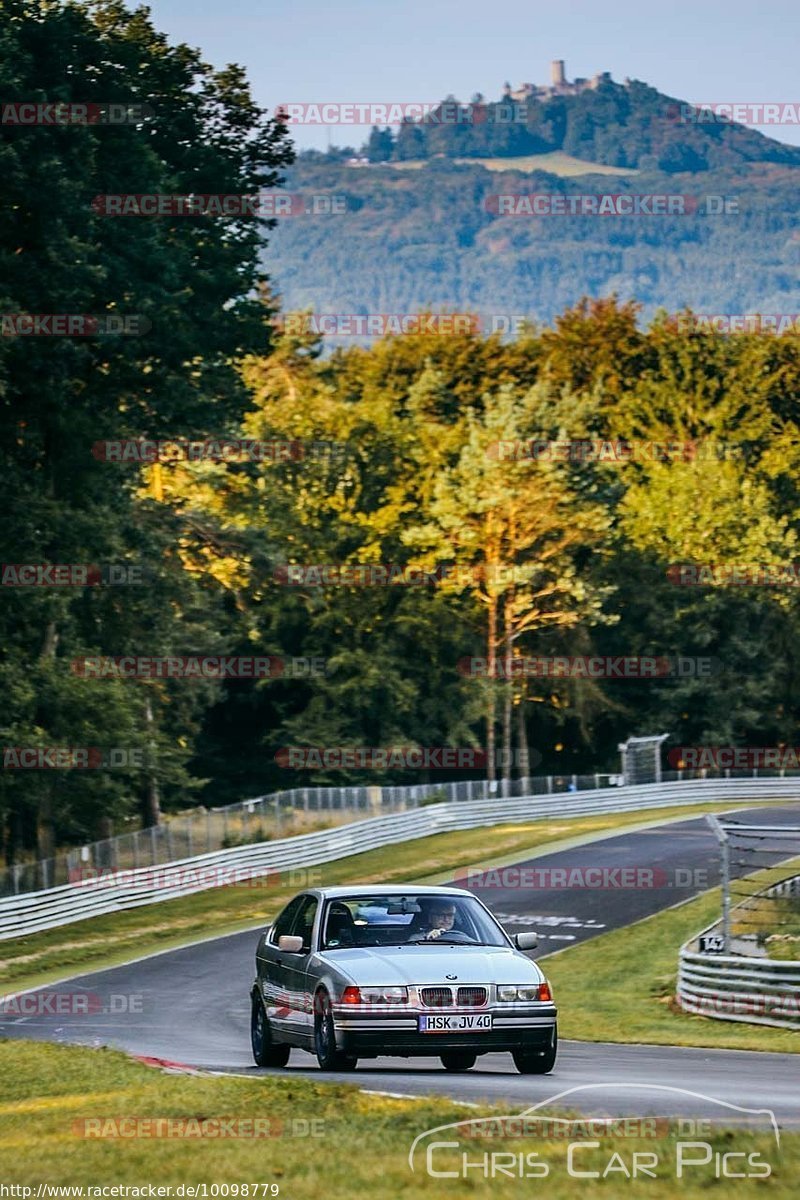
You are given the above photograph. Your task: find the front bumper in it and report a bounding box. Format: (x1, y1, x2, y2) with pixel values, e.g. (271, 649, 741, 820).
(333, 1005, 558, 1056)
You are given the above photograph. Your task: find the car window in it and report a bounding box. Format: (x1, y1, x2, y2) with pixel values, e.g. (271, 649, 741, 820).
(320, 894, 509, 948)
(270, 896, 304, 943)
(289, 895, 318, 951)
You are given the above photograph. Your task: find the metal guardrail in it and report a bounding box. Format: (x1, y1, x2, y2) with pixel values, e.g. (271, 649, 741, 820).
(2, 776, 799, 942)
(0, 771, 622, 897)
(5, 765, 799, 898)
(677, 935, 800, 1030)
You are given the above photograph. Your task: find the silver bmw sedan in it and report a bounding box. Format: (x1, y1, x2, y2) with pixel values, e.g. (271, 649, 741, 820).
(250, 885, 557, 1074)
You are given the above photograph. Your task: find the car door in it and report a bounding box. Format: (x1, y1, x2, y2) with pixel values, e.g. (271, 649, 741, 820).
(258, 895, 304, 1038)
(279, 894, 319, 1044)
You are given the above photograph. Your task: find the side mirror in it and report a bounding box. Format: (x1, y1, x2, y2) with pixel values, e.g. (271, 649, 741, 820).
(514, 932, 538, 951)
(278, 934, 305, 953)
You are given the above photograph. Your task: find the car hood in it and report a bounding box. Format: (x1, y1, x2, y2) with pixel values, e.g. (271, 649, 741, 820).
(317, 945, 543, 987)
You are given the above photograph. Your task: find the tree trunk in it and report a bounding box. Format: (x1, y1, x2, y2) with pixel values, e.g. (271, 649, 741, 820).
(517, 689, 530, 782)
(36, 791, 55, 861)
(142, 694, 161, 827)
(36, 619, 59, 860)
(486, 593, 497, 785)
(501, 620, 512, 796)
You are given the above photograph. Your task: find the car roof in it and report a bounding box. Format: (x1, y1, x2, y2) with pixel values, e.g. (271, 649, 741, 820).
(307, 884, 474, 900)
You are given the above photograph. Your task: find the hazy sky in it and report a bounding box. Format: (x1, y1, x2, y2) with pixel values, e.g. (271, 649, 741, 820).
(139, 0, 800, 150)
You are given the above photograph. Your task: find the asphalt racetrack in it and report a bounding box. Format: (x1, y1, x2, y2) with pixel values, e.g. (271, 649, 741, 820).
(3, 803, 800, 1121)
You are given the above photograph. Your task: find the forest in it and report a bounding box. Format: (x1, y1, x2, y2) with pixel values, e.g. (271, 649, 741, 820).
(1, 0, 799, 866)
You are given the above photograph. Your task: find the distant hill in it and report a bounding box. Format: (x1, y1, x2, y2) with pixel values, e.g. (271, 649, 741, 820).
(349, 74, 800, 173)
(266, 71, 800, 329)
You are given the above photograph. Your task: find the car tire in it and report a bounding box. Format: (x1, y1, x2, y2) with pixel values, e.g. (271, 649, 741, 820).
(314, 991, 358, 1071)
(251, 990, 291, 1068)
(512, 1027, 557, 1075)
(440, 1052, 477, 1071)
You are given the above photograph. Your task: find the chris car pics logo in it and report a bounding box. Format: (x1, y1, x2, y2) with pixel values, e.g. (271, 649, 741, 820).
(408, 1085, 778, 1180)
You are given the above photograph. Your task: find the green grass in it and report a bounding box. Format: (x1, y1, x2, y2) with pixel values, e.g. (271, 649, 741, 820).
(543, 888, 800, 1053)
(0, 1039, 796, 1197)
(1, 800, 759, 995)
(385, 150, 639, 176)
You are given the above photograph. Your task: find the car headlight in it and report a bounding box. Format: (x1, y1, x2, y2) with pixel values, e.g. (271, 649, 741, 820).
(342, 986, 408, 1005)
(497, 985, 519, 1002)
(516, 985, 541, 1002)
(497, 984, 550, 1002)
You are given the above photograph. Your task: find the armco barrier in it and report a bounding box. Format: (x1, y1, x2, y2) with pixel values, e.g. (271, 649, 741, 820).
(2, 777, 799, 941)
(677, 936, 800, 1030)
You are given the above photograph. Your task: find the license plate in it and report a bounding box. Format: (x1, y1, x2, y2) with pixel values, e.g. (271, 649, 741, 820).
(418, 1013, 493, 1033)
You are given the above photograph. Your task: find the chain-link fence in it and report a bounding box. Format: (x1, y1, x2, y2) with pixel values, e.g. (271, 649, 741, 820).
(1, 771, 624, 897)
(705, 814, 800, 959)
(5, 754, 800, 899)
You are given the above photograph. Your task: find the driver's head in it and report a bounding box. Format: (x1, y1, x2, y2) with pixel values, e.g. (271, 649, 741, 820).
(425, 899, 456, 930)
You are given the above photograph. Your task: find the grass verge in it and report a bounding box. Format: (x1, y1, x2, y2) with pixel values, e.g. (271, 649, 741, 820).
(543, 888, 800, 1053)
(0, 1039, 795, 1197)
(386, 150, 639, 176)
(1, 800, 763, 994)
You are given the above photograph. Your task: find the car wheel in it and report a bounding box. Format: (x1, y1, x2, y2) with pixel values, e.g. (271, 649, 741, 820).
(513, 1027, 557, 1075)
(314, 991, 358, 1071)
(440, 1052, 477, 1071)
(251, 990, 291, 1068)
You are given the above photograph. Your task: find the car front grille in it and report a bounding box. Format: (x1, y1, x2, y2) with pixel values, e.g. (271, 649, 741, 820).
(420, 987, 453, 1007)
(457, 986, 487, 1007)
(419, 986, 489, 1008)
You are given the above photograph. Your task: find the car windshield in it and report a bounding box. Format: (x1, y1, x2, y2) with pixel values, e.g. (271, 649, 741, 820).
(321, 893, 509, 949)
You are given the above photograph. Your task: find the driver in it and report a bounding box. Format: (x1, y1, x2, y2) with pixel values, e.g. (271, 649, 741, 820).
(416, 898, 458, 940)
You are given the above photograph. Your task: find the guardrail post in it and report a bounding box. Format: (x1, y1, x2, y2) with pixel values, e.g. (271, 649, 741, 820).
(720, 835, 731, 951)
(706, 814, 731, 952)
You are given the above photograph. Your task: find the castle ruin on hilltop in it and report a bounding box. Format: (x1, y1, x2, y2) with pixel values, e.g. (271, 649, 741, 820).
(505, 61, 617, 103)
